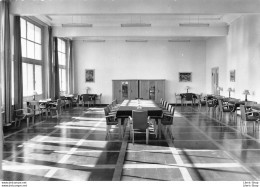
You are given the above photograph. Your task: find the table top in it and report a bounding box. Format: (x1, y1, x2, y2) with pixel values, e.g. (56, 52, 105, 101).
(252, 105, 260, 111)
(116, 100, 163, 118)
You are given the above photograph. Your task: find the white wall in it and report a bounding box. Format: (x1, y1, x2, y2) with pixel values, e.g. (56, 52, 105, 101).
(74, 40, 206, 104)
(206, 14, 260, 102)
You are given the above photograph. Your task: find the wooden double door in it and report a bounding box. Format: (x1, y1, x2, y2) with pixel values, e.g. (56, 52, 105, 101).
(112, 80, 165, 103)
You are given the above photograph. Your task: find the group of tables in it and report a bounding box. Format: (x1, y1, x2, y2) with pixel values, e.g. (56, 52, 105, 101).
(204, 95, 260, 118)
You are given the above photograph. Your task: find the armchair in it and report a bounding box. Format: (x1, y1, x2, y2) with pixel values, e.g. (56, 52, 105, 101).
(49, 99, 62, 118)
(175, 93, 182, 106)
(129, 110, 151, 144)
(104, 107, 118, 138)
(217, 99, 232, 120)
(161, 106, 175, 140)
(240, 105, 259, 133)
(14, 107, 34, 129)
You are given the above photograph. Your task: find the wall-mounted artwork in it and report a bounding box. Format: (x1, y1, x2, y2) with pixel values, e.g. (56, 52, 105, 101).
(179, 72, 192, 82)
(230, 70, 235, 82)
(85, 69, 95, 82)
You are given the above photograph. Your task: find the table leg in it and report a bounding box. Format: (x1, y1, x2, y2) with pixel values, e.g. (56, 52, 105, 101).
(118, 118, 122, 139)
(158, 118, 162, 139)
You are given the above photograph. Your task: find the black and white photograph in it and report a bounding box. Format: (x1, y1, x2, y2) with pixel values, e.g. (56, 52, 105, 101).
(85, 69, 95, 82)
(0, 0, 260, 186)
(230, 70, 235, 82)
(179, 72, 192, 82)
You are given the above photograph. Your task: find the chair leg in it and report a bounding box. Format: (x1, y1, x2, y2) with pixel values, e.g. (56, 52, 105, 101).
(132, 131, 134, 144)
(106, 125, 111, 138)
(146, 128, 149, 144)
(170, 125, 174, 140)
(27, 117, 29, 129)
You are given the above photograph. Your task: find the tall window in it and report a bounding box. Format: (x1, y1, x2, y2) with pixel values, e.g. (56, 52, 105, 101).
(58, 38, 67, 93)
(20, 18, 43, 97)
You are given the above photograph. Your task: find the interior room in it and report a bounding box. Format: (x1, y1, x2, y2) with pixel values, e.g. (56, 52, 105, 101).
(0, 0, 260, 183)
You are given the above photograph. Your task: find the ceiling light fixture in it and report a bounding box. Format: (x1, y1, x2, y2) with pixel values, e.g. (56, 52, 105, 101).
(168, 40, 190, 42)
(125, 40, 148, 42)
(179, 23, 210, 27)
(121, 23, 151, 27)
(62, 23, 93, 27)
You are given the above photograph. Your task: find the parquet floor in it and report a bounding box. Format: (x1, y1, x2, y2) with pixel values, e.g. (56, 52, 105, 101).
(2, 105, 260, 181)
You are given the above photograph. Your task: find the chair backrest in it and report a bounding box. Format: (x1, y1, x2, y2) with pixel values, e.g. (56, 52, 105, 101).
(81, 94, 92, 102)
(104, 107, 108, 116)
(170, 106, 175, 116)
(132, 110, 148, 130)
(163, 101, 168, 108)
(160, 98, 163, 104)
(167, 105, 172, 112)
(165, 102, 169, 110)
(185, 93, 193, 101)
(240, 105, 247, 121)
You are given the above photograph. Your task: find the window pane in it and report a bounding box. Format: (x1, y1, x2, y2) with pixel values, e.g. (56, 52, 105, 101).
(20, 18, 26, 38)
(35, 26, 41, 44)
(22, 63, 28, 96)
(61, 40, 65, 53)
(59, 68, 62, 91)
(58, 52, 66, 65)
(35, 65, 42, 94)
(21, 38, 27, 57)
(35, 44, 41, 60)
(58, 39, 62, 52)
(23, 63, 34, 97)
(27, 22, 35, 42)
(59, 68, 66, 92)
(62, 69, 66, 92)
(27, 40, 35, 59)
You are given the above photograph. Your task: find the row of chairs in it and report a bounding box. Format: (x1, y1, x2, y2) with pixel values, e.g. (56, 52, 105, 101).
(158, 98, 175, 140)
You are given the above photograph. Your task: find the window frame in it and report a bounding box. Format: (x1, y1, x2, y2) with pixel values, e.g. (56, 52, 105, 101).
(57, 38, 67, 93)
(20, 17, 44, 98)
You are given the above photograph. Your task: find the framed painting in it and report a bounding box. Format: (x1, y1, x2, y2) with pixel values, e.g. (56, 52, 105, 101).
(85, 69, 95, 82)
(179, 72, 192, 82)
(230, 70, 235, 82)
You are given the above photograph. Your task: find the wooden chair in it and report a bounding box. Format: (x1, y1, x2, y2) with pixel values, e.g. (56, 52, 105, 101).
(81, 94, 94, 108)
(28, 101, 43, 123)
(217, 99, 232, 120)
(175, 93, 182, 106)
(183, 93, 194, 106)
(161, 106, 175, 140)
(104, 106, 118, 138)
(206, 96, 217, 113)
(95, 93, 102, 106)
(240, 105, 259, 133)
(14, 107, 34, 129)
(71, 94, 79, 107)
(49, 99, 62, 118)
(129, 110, 151, 144)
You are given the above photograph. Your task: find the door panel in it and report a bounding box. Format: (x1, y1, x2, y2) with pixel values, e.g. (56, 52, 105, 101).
(129, 80, 139, 99)
(139, 80, 149, 99)
(113, 80, 122, 102)
(155, 80, 165, 103)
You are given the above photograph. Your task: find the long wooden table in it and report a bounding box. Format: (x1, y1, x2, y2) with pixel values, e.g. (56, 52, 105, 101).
(116, 100, 163, 139)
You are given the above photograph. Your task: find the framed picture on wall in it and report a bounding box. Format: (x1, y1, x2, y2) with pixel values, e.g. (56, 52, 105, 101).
(179, 72, 192, 82)
(85, 69, 95, 82)
(230, 70, 235, 82)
